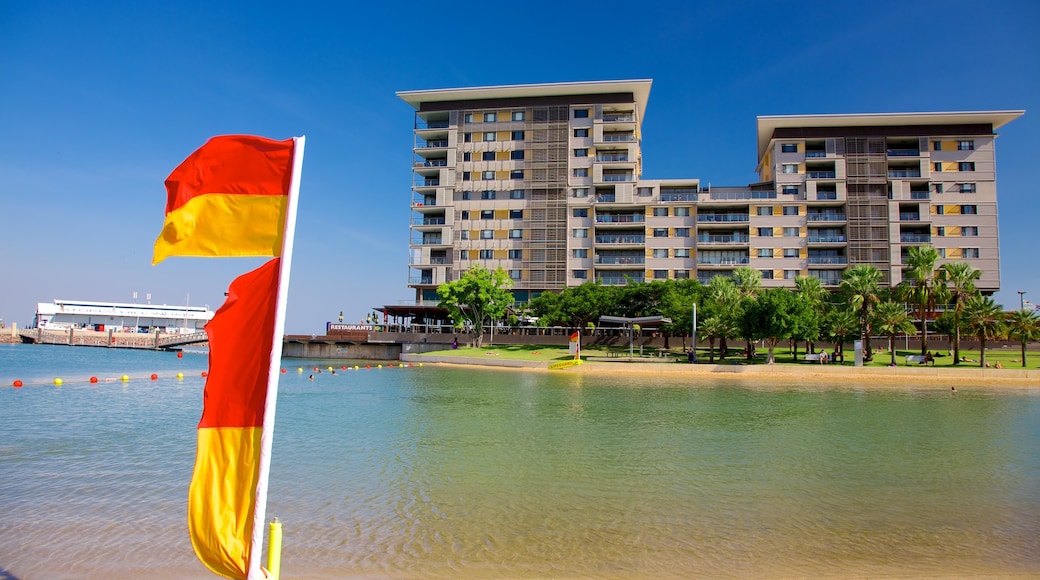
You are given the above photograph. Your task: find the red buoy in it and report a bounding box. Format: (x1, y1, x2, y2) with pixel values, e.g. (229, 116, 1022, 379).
(90, 376, 98, 383)
(281, 368, 286, 373)
(201, 371, 208, 377)
(151, 374, 158, 380)
(177, 351, 183, 358)
(12, 380, 23, 388)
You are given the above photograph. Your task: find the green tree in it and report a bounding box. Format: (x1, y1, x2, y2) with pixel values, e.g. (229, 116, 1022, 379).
(437, 264, 514, 348)
(739, 288, 798, 364)
(897, 245, 944, 355)
(939, 261, 981, 364)
(962, 296, 1007, 368)
(699, 315, 726, 363)
(706, 275, 741, 360)
(840, 264, 883, 361)
(661, 279, 704, 350)
(793, 275, 826, 357)
(1006, 309, 1040, 368)
(873, 301, 917, 366)
(732, 267, 762, 360)
(823, 307, 859, 364)
(529, 282, 614, 329)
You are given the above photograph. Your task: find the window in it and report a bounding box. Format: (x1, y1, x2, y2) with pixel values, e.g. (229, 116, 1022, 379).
(675, 270, 690, 279)
(757, 248, 772, 258)
(509, 269, 522, 280)
(480, 230, 493, 239)
(464, 113, 473, 123)
(510, 189, 525, 199)
(674, 207, 690, 216)
(961, 204, 978, 214)
(509, 229, 522, 239)
(933, 162, 942, 172)
(959, 162, 975, 172)
(654, 270, 668, 280)
(572, 249, 588, 258)
(962, 226, 979, 237)
(480, 209, 493, 219)
(574, 128, 589, 137)
(481, 171, 495, 180)
(508, 249, 522, 259)
(482, 151, 495, 161)
(512, 111, 524, 121)
(674, 228, 690, 237)
(937, 248, 946, 258)
(462, 172, 471, 181)
(761, 270, 775, 279)
(573, 168, 589, 177)
(782, 185, 799, 195)
(957, 140, 974, 151)
(959, 183, 976, 193)
(464, 132, 472, 142)
(758, 227, 774, 237)
(935, 227, 945, 237)
(637, 187, 654, 197)
(573, 208, 588, 217)
(510, 150, 525, 160)
(460, 231, 469, 240)
(511, 131, 525, 141)
(783, 206, 799, 216)
(932, 141, 942, 151)
(783, 248, 799, 258)
(460, 250, 469, 259)
(509, 209, 523, 219)
(478, 249, 493, 259)
(674, 248, 690, 258)
(652, 249, 669, 258)
(757, 206, 773, 216)
(463, 152, 471, 161)
(573, 269, 587, 279)
(573, 187, 589, 197)
(574, 109, 589, 118)
(935, 205, 944, 215)
(784, 270, 798, 280)
(782, 164, 798, 174)
(653, 228, 669, 237)
(461, 190, 472, 200)
(963, 248, 980, 258)
(574, 148, 588, 157)
(483, 132, 496, 141)
(783, 227, 800, 237)
(653, 207, 668, 217)
(460, 210, 469, 220)
(481, 190, 496, 199)
(572, 228, 588, 238)
(483, 112, 497, 122)
(781, 143, 798, 153)
(510, 169, 524, 179)
(934, 183, 944, 193)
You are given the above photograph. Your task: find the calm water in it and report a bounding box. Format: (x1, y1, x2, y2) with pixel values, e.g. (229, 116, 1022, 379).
(2, 344, 1039, 579)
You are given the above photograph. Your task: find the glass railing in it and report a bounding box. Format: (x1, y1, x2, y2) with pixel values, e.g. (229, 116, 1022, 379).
(910, 191, 931, 200)
(887, 149, 920, 157)
(420, 140, 448, 148)
(595, 235, 645, 244)
(596, 276, 644, 285)
(595, 154, 630, 162)
(594, 256, 645, 265)
(807, 235, 846, 243)
(808, 256, 848, 265)
(900, 234, 931, 243)
(408, 277, 435, 285)
(413, 179, 440, 187)
(415, 159, 447, 167)
(899, 213, 921, 221)
(816, 192, 837, 200)
(697, 235, 750, 244)
(596, 214, 644, 223)
(807, 213, 846, 222)
(416, 119, 449, 130)
(708, 190, 776, 200)
(697, 258, 749, 265)
(602, 174, 634, 182)
(415, 236, 443, 245)
(805, 151, 827, 158)
(809, 272, 843, 285)
(888, 170, 922, 178)
(698, 214, 749, 223)
(602, 114, 634, 122)
(602, 134, 635, 142)
(807, 171, 836, 179)
(661, 192, 699, 202)
(592, 195, 616, 203)
(411, 217, 445, 226)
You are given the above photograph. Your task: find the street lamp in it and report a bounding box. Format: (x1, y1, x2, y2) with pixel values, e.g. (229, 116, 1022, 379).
(1018, 290, 1026, 311)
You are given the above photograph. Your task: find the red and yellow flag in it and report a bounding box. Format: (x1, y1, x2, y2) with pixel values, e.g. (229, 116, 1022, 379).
(188, 257, 280, 579)
(153, 135, 295, 265)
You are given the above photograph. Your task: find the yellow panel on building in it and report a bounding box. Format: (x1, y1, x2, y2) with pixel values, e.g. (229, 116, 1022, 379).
(945, 205, 961, 215)
(798, 163, 805, 174)
(496, 170, 509, 180)
(930, 205, 941, 215)
(470, 230, 480, 240)
(750, 228, 757, 237)
(496, 151, 510, 161)
(494, 230, 506, 239)
(773, 205, 782, 215)
(774, 269, 783, 279)
(947, 226, 962, 236)
(497, 131, 510, 141)
(774, 227, 783, 236)
(942, 161, 958, 172)
(494, 249, 507, 259)
(773, 248, 782, 258)
(942, 140, 958, 152)
(800, 248, 807, 258)
(494, 209, 508, 219)
(799, 206, 806, 216)
(947, 248, 963, 258)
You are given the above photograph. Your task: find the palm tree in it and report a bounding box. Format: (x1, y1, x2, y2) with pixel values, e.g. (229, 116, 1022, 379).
(699, 315, 726, 363)
(939, 262, 981, 364)
(962, 296, 1007, 368)
(707, 275, 741, 359)
(898, 245, 944, 355)
(873, 301, 918, 366)
(839, 265, 882, 361)
(1006, 309, 1040, 368)
(795, 275, 827, 355)
(824, 307, 859, 364)
(733, 267, 761, 360)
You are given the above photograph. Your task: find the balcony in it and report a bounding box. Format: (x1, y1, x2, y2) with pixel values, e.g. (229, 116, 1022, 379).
(708, 190, 776, 200)
(595, 153, 630, 162)
(411, 216, 446, 226)
(697, 257, 750, 266)
(900, 233, 931, 243)
(595, 234, 645, 245)
(592, 194, 616, 203)
(602, 113, 634, 122)
(697, 234, 749, 245)
(809, 271, 843, 286)
(807, 171, 836, 179)
(816, 191, 837, 200)
(419, 139, 448, 149)
(899, 213, 921, 221)
(594, 255, 645, 265)
(805, 150, 827, 158)
(597, 274, 645, 286)
(888, 169, 922, 178)
(409, 277, 435, 285)
(596, 213, 645, 224)
(807, 212, 846, 222)
(413, 235, 443, 245)
(807, 234, 846, 243)
(661, 189, 699, 202)
(413, 178, 440, 188)
(807, 256, 848, 265)
(602, 133, 635, 142)
(887, 148, 920, 157)
(910, 190, 931, 200)
(602, 173, 634, 182)
(415, 159, 448, 167)
(698, 213, 749, 223)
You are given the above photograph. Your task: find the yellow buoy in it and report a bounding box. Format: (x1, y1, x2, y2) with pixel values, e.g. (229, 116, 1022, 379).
(54, 378, 63, 386)
(121, 375, 130, 382)
(419, 363, 424, 367)
(327, 366, 333, 371)
(177, 372, 184, 380)
(354, 365, 359, 370)
(297, 367, 303, 373)
(377, 364, 383, 368)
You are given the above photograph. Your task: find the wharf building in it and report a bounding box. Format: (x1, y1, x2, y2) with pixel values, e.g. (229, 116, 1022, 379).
(398, 80, 1021, 304)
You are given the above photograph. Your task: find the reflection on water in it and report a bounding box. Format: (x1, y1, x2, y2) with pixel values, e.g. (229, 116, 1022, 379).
(1, 345, 1039, 578)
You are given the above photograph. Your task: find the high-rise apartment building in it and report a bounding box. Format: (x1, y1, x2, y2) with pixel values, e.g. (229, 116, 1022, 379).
(398, 80, 1021, 303)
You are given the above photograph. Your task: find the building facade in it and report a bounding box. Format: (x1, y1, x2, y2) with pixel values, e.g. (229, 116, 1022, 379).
(399, 80, 1021, 303)
(35, 299, 214, 333)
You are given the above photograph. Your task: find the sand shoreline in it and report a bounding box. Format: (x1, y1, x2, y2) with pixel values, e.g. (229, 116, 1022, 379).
(401, 353, 1040, 387)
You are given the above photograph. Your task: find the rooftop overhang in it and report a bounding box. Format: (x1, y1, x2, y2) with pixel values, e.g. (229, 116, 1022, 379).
(397, 79, 653, 127)
(755, 110, 1025, 166)
(598, 315, 671, 327)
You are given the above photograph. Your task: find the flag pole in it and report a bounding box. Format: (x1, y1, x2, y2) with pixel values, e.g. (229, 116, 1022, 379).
(247, 135, 305, 580)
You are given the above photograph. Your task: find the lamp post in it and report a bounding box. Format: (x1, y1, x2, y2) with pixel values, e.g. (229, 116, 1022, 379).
(691, 302, 697, 363)
(1018, 290, 1026, 311)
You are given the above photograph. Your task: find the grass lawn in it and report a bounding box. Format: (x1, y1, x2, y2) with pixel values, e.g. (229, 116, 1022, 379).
(422, 343, 1040, 370)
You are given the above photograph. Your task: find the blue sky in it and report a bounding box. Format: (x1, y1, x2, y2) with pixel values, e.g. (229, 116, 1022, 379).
(2, 0, 1037, 333)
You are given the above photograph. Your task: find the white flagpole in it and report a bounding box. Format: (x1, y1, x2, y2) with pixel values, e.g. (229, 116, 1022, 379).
(247, 135, 305, 580)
